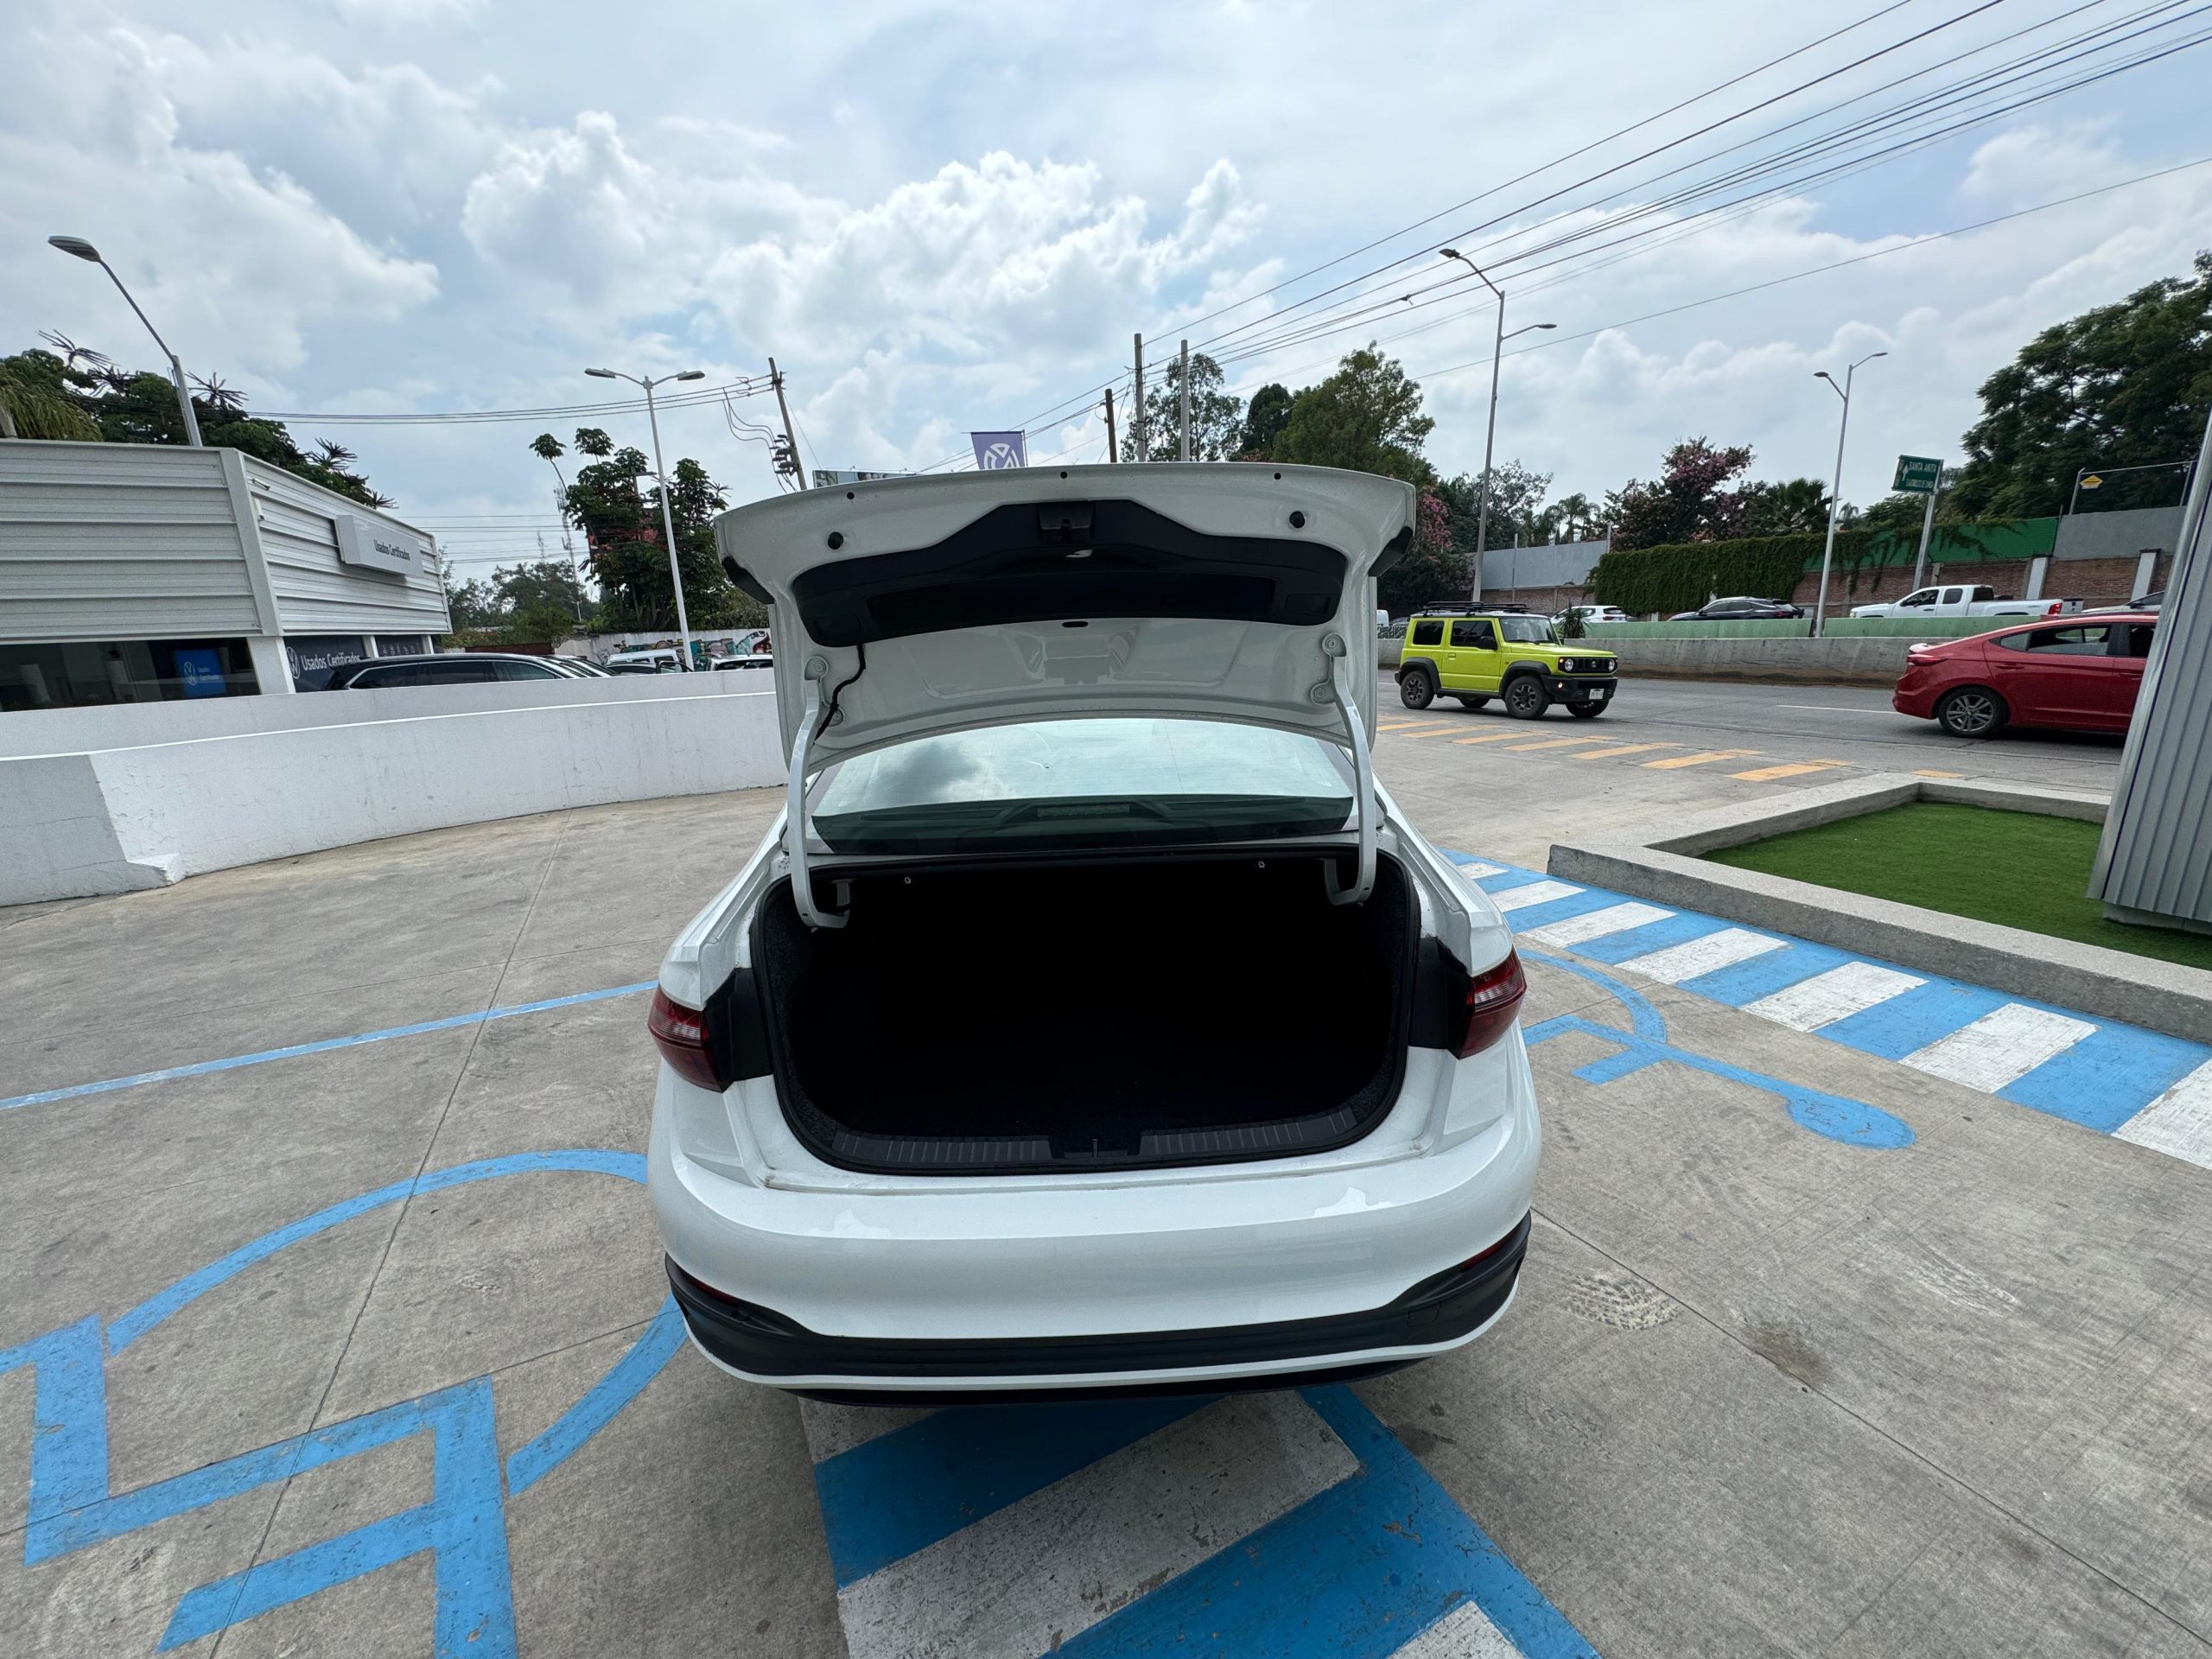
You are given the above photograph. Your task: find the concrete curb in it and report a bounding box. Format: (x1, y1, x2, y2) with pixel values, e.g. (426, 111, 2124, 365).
(1547, 772, 2212, 1044)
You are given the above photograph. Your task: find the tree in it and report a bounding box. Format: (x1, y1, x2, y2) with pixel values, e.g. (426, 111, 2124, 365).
(1239, 383, 1294, 458)
(1269, 344, 1436, 484)
(1738, 476, 1833, 536)
(3, 340, 396, 505)
(1605, 438, 1755, 550)
(1378, 487, 1473, 615)
(550, 429, 761, 632)
(1436, 461, 1553, 550)
(1951, 251, 2212, 518)
(0, 350, 101, 440)
(1121, 351, 1244, 461)
(442, 571, 501, 632)
(1552, 492, 1601, 542)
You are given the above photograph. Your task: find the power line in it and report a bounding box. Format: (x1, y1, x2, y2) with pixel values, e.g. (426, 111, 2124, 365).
(1193, 1, 2207, 372)
(255, 377, 775, 426)
(1136, 0, 1929, 353)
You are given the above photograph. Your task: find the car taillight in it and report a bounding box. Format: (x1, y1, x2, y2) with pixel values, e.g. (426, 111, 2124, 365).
(648, 989, 723, 1091)
(2045, 601, 2063, 616)
(1455, 950, 1528, 1057)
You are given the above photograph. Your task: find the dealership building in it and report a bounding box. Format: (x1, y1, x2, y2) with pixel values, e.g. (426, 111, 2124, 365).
(0, 441, 452, 709)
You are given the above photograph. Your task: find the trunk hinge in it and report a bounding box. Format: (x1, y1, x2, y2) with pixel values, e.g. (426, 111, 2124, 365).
(785, 662, 849, 930)
(1318, 632, 1376, 906)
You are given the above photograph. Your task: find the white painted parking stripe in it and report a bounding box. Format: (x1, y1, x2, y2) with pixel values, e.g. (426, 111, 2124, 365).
(800, 1400, 934, 1462)
(1489, 880, 1582, 913)
(834, 1391, 1356, 1659)
(1742, 961, 1926, 1033)
(1520, 901, 1673, 947)
(1617, 927, 1786, 984)
(1392, 1599, 1523, 1657)
(1902, 1004, 2097, 1092)
(1452, 860, 1507, 879)
(2115, 1060, 2212, 1170)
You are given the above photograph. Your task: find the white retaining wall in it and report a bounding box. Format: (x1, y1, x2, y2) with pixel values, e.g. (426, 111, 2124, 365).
(0, 678, 787, 905)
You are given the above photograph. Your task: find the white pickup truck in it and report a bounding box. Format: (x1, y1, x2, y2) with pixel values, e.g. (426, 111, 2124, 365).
(1848, 582, 2075, 620)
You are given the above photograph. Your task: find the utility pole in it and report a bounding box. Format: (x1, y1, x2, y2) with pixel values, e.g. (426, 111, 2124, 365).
(1103, 387, 1117, 463)
(583, 364, 706, 666)
(770, 357, 808, 488)
(1440, 250, 1554, 598)
(1812, 350, 1887, 637)
(48, 236, 202, 446)
(1132, 334, 1146, 461)
(1910, 465, 1943, 592)
(1178, 339, 1192, 462)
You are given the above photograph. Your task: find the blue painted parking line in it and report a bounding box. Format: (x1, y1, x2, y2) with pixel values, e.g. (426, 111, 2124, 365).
(801, 1385, 1599, 1659)
(0, 982, 657, 1113)
(1443, 849, 2212, 1167)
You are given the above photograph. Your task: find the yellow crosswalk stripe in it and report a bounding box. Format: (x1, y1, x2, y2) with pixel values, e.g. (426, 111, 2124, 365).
(1643, 749, 1761, 770)
(1375, 720, 1438, 732)
(1569, 743, 1679, 760)
(1915, 768, 1964, 779)
(1393, 723, 1473, 739)
(1451, 730, 1525, 745)
(1732, 760, 1851, 781)
(1503, 734, 1617, 752)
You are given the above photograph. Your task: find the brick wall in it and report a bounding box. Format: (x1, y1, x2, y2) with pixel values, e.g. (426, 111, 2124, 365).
(1789, 552, 2166, 613)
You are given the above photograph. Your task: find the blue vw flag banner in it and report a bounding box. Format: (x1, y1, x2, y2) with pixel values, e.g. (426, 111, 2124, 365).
(970, 430, 1027, 469)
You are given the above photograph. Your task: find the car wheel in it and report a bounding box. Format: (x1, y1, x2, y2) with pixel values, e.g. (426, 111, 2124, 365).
(1503, 676, 1548, 719)
(1567, 702, 1606, 719)
(1453, 695, 1490, 709)
(1398, 669, 1436, 709)
(1935, 686, 2008, 738)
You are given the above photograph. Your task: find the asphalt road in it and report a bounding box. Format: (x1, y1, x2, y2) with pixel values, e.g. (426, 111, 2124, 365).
(1371, 673, 2125, 868)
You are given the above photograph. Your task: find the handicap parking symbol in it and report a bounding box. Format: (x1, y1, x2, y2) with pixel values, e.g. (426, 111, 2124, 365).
(0, 1149, 684, 1657)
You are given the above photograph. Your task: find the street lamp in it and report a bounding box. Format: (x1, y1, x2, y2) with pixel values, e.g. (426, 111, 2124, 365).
(1441, 250, 1554, 598)
(1810, 351, 1888, 636)
(48, 235, 202, 446)
(586, 365, 709, 667)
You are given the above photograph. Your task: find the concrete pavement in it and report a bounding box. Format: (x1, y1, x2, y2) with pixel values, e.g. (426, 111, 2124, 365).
(3, 708, 2206, 1657)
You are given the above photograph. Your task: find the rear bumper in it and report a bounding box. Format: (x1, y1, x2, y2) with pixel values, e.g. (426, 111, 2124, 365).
(667, 1211, 1529, 1395)
(1891, 666, 1943, 717)
(648, 1034, 1541, 1392)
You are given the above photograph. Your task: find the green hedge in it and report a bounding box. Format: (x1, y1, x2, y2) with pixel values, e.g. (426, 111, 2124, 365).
(1591, 532, 1846, 615)
(1590, 518, 2058, 614)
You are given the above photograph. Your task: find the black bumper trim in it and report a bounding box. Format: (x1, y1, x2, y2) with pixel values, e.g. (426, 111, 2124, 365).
(1545, 675, 1618, 700)
(666, 1211, 1530, 1382)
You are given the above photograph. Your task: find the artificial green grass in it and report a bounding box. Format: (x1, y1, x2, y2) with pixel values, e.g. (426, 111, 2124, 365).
(1704, 801, 2212, 971)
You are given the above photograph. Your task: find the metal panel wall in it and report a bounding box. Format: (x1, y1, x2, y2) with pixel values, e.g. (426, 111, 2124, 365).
(244, 461, 451, 635)
(0, 443, 259, 641)
(2091, 408, 2212, 925)
(2051, 505, 2184, 563)
(1479, 537, 1610, 594)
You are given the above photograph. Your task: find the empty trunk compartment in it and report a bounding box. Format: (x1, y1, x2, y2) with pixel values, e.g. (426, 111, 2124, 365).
(753, 852, 1417, 1173)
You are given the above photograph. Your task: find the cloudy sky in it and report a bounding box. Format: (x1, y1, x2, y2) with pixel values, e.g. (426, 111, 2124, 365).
(5, 0, 2208, 578)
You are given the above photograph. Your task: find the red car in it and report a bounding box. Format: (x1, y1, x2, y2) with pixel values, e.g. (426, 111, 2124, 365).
(1893, 612, 2157, 737)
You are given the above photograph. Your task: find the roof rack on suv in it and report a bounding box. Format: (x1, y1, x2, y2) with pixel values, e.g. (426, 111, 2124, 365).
(1415, 601, 1529, 615)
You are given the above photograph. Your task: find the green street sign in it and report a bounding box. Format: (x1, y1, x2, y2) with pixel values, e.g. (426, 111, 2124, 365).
(1893, 454, 1942, 493)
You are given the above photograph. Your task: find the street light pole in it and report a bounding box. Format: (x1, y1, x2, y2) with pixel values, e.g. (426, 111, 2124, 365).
(1441, 250, 1554, 599)
(1811, 351, 1888, 637)
(586, 365, 708, 667)
(48, 236, 201, 446)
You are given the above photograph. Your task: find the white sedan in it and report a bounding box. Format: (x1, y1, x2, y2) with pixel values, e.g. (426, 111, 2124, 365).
(646, 463, 1539, 1398)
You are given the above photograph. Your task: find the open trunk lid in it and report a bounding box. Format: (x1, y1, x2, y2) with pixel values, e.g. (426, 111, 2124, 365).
(716, 463, 1414, 766)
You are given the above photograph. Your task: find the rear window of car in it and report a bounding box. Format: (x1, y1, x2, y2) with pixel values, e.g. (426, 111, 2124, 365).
(1409, 620, 1445, 645)
(1450, 620, 1495, 647)
(1998, 624, 2112, 656)
(810, 719, 1355, 854)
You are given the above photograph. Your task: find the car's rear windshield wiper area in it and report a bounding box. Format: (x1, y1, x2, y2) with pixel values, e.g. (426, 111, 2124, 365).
(811, 793, 1353, 855)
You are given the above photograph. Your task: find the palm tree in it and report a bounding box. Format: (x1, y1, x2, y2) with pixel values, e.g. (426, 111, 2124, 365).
(1554, 492, 1596, 541)
(310, 438, 359, 469)
(37, 330, 111, 375)
(190, 373, 248, 417)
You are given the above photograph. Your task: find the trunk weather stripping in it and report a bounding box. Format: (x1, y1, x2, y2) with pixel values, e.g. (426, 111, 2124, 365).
(786, 658, 849, 930)
(1319, 631, 1376, 907)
